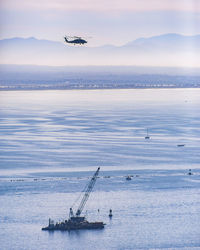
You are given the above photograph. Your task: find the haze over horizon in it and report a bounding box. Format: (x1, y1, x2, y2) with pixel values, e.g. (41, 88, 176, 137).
(0, 33, 200, 67)
(0, 0, 200, 46)
(0, 0, 200, 67)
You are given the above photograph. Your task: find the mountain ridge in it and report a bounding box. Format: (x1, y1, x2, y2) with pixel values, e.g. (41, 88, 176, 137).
(0, 33, 200, 67)
(1, 33, 200, 48)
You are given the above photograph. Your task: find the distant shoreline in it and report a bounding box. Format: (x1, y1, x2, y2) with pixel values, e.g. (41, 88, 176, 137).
(1, 85, 200, 91)
(1, 64, 200, 90)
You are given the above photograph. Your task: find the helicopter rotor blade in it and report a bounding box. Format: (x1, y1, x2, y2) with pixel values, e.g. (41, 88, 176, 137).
(65, 35, 92, 39)
(65, 36, 76, 39)
(77, 36, 92, 39)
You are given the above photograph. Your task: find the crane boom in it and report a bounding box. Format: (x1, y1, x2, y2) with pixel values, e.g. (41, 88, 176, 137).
(75, 167, 100, 217)
(42, 167, 105, 231)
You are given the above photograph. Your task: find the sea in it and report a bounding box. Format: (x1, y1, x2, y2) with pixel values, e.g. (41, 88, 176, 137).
(0, 88, 200, 249)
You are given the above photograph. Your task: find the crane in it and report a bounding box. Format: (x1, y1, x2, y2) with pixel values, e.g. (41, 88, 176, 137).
(42, 167, 105, 230)
(69, 167, 100, 221)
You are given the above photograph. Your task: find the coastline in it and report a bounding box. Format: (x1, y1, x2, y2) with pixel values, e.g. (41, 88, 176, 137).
(1, 85, 200, 91)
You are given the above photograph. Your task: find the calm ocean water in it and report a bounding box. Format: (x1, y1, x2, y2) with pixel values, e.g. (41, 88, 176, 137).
(0, 88, 200, 249)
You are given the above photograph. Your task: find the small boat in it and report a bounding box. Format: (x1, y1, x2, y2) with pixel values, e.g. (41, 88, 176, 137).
(145, 129, 150, 139)
(177, 144, 185, 147)
(126, 176, 132, 180)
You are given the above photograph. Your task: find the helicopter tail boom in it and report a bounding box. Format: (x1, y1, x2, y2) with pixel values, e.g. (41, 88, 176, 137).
(64, 37, 69, 43)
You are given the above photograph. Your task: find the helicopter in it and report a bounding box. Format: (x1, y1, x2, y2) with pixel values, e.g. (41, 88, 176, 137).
(64, 36, 88, 45)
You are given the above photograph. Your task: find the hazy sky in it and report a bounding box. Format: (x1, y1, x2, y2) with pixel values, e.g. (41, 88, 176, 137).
(0, 0, 200, 46)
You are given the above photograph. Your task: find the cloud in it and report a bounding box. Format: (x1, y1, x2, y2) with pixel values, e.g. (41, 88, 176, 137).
(1, 0, 200, 12)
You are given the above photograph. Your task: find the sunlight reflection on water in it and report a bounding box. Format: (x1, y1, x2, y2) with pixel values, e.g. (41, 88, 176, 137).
(0, 88, 200, 249)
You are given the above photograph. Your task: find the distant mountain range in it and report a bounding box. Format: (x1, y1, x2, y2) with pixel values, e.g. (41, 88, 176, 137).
(0, 34, 200, 67)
